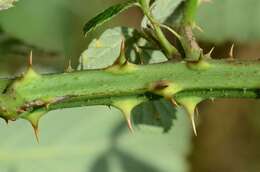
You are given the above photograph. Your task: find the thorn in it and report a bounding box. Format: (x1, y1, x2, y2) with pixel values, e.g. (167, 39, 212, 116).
(32, 124, 40, 143)
(116, 39, 127, 65)
(170, 98, 179, 107)
(122, 112, 134, 133)
(228, 43, 235, 60)
(194, 23, 204, 33)
(205, 47, 215, 58)
(190, 113, 197, 136)
(126, 118, 134, 133)
(21, 109, 47, 143)
(176, 97, 203, 136)
(65, 59, 74, 72)
(112, 98, 144, 133)
(29, 50, 33, 67)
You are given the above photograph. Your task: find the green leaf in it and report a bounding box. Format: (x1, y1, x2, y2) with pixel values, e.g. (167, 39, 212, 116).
(196, 0, 260, 42)
(0, 0, 18, 11)
(142, 0, 184, 27)
(133, 99, 177, 132)
(0, 0, 114, 57)
(0, 106, 191, 172)
(79, 27, 140, 69)
(83, 0, 137, 36)
(0, 0, 74, 53)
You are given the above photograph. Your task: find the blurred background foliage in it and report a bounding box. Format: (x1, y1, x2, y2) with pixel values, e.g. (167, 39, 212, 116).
(1, 0, 260, 172)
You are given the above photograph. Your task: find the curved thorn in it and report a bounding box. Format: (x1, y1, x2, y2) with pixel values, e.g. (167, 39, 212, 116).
(32, 124, 40, 143)
(176, 97, 203, 136)
(112, 97, 144, 133)
(170, 98, 179, 107)
(29, 50, 33, 67)
(205, 46, 215, 58)
(21, 109, 47, 143)
(229, 43, 235, 60)
(190, 113, 197, 136)
(126, 118, 134, 133)
(194, 23, 204, 33)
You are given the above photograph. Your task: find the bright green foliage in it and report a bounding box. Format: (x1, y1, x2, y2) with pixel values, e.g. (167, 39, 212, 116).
(197, 0, 260, 42)
(0, 0, 18, 10)
(83, 0, 138, 36)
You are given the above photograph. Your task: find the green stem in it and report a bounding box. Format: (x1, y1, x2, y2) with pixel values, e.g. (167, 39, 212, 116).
(179, 0, 202, 61)
(138, 0, 179, 58)
(182, 0, 199, 25)
(1, 59, 260, 121)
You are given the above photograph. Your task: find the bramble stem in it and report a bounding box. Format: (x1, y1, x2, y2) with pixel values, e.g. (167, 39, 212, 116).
(1, 59, 260, 121)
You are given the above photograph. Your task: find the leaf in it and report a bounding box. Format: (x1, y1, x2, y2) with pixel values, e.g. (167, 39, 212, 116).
(83, 0, 137, 36)
(133, 99, 177, 132)
(116, 150, 160, 172)
(0, 0, 73, 53)
(79, 27, 139, 69)
(0, 0, 18, 11)
(196, 0, 260, 42)
(142, 0, 184, 27)
(0, 106, 192, 172)
(0, 0, 117, 58)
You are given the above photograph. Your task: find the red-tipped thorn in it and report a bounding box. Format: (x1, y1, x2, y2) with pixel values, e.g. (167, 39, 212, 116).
(126, 118, 134, 133)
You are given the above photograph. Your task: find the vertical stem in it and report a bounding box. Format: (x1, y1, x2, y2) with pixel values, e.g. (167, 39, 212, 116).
(180, 0, 202, 61)
(182, 0, 199, 25)
(139, 0, 179, 58)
